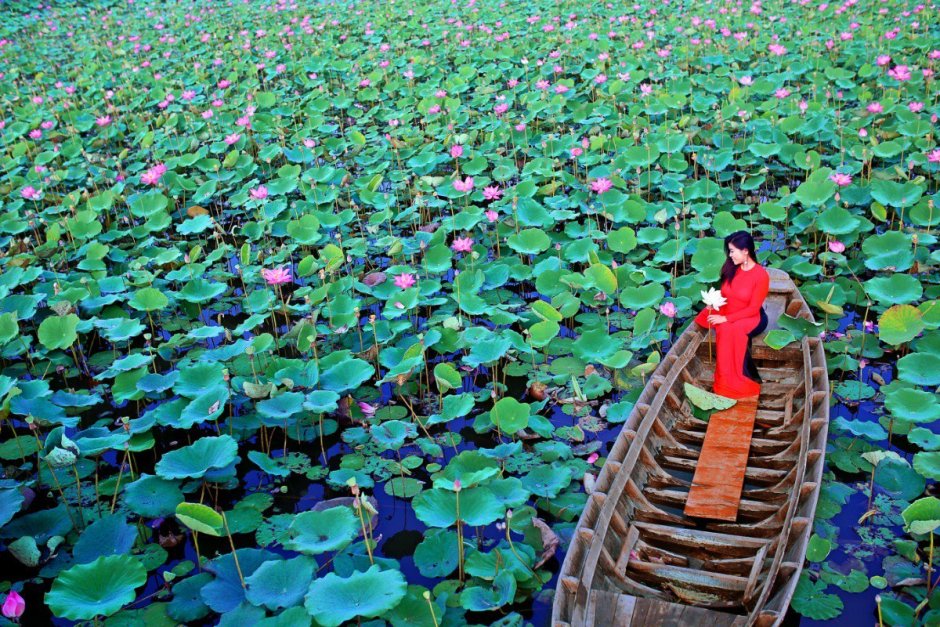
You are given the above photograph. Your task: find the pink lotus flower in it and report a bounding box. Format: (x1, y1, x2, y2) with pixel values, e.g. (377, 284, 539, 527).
(357, 401, 377, 416)
(909, 101, 924, 112)
(250, 185, 268, 200)
(96, 115, 111, 127)
(2, 590, 24, 620)
(774, 88, 790, 99)
(876, 54, 891, 66)
(888, 64, 912, 81)
(858, 128, 868, 138)
(483, 185, 502, 200)
(451, 236, 474, 253)
(659, 301, 677, 318)
(867, 102, 883, 114)
(738, 75, 753, 86)
(450, 144, 463, 158)
(261, 266, 291, 285)
(140, 163, 167, 186)
(224, 133, 241, 145)
(590, 178, 613, 194)
(394, 273, 416, 289)
(587, 453, 600, 464)
(20, 186, 41, 200)
(453, 176, 474, 192)
(570, 147, 583, 158)
(829, 173, 852, 187)
(181, 89, 196, 101)
(829, 240, 846, 253)
(485, 210, 499, 222)
(927, 149, 940, 164)
(28, 129, 42, 140)
(514, 122, 526, 131)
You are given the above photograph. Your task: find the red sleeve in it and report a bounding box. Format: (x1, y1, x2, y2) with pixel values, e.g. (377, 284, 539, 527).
(723, 269, 769, 323)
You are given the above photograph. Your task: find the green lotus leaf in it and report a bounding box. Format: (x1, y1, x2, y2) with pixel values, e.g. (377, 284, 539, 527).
(870, 179, 923, 208)
(763, 329, 796, 350)
(862, 231, 914, 271)
(257, 391, 305, 420)
(128, 287, 169, 312)
(413, 529, 459, 577)
(885, 387, 940, 423)
(914, 452, 940, 482)
(433, 362, 462, 393)
(38, 314, 80, 350)
(897, 352, 940, 387)
(245, 556, 316, 611)
(792, 573, 843, 620)
(0, 312, 19, 345)
(460, 570, 517, 612)
(902, 497, 940, 535)
(413, 486, 505, 527)
(73, 514, 137, 564)
(433, 450, 500, 490)
(46, 555, 148, 621)
(506, 228, 551, 255)
(123, 474, 184, 518)
(304, 565, 407, 627)
(878, 305, 924, 346)
(815, 206, 860, 236)
(155, 435, 238, 480)
(285, 506, 359, 555)
(177, 279, 228, 304)
(173, 362, 226, 398)
(874, 457, 925, 502)
(318, 355, 374, 393)
(620, 283, 666, 309)
(0, 487, 25, 528)
(794, 169, 837, 207)
(372, 420, 417, 450)
(864, 274, 923, 305)
(489, 396, 531, 434)
(176, 502, 223, 536)
(521, 464, 573, 499)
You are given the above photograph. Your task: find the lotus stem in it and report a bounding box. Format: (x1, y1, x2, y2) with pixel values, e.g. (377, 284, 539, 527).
(220, 510, 246, 588)
(423, 590, 439, 627)
(929, 531, 935, 595)
(455, 489, 465, 583)
(504, 510, 544, 585)
(348, 482, 374, 566)
(192, 530, 203, 571)
(72, 465, 86, 529)
(110, 448, 129, 514)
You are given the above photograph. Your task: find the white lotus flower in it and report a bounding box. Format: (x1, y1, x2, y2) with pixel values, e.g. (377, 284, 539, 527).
(700, 287, 727, 311)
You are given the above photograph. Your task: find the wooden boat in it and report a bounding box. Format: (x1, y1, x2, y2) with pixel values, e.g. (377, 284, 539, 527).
(552, 268, 829, 626)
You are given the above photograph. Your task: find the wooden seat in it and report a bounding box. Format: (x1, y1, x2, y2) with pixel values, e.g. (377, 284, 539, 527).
(684, 396, 760, 521)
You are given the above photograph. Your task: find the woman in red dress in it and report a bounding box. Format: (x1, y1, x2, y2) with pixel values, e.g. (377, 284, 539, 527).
(693, 230, 770, 399)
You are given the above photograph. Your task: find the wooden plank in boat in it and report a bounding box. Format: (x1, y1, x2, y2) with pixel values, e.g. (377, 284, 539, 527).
(588, 591, 746, 626)
(684, 395, 760, 521)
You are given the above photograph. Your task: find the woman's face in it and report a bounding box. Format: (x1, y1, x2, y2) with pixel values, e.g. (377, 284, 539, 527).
(728, 243, 749, 266)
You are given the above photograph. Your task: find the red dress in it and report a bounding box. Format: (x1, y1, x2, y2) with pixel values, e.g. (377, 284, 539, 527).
(694, 264, 770, 399)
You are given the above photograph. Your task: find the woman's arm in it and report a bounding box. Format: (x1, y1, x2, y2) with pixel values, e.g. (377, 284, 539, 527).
(723, 270, 769, 323)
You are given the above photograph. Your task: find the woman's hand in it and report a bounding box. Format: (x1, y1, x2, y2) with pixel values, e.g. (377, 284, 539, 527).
(707, 314, 727, 325)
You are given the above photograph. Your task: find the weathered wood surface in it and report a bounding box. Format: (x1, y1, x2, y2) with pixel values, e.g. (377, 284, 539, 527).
(587, 590, 748, 626)
(684, 395, 760, 521)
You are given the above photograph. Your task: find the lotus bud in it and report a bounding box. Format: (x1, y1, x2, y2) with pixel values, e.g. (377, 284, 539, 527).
(362, 499, 379, 516)
(280, 485, 288, 493)
(453, 479, 462, 492)
(506, 508, 513, 519)
(422, 591, 431, 600)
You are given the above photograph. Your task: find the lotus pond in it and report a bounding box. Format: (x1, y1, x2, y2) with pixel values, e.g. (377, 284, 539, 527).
(1, 0, 939, 625)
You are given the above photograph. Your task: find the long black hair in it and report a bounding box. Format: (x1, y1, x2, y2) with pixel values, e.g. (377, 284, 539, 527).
(719, 230, 759, 286)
